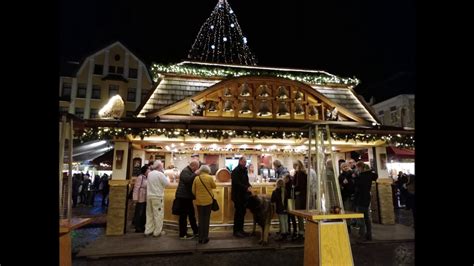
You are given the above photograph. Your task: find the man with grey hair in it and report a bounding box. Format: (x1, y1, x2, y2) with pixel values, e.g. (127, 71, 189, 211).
(231, 156, 252, 237)
(273, 159, 290, 180)
(175, 160, 200, 239)
(145, 160, 170, 237)
(191, 153, 203, 167)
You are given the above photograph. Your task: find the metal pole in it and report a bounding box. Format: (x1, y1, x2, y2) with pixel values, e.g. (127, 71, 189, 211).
(326, 125, 344, 211)
(306, 126, 312, 211)
(319, 125, 328, 214)
(59, 115, 67, 218)
(67, 120, 74, 221)
(315, 125, 321, 212)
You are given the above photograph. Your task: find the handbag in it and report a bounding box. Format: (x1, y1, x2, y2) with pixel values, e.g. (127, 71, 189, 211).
(129, 175, 145, 200)
(199, 176, 219, 211)
(172, 198, 181, 215)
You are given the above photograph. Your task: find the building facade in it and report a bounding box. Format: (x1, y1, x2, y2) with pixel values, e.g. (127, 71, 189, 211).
(59, 41, 154, 119)
(371, 94, 415, 129)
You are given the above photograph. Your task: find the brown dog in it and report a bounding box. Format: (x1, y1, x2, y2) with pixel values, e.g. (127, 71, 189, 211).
(246, 195, 274, 245)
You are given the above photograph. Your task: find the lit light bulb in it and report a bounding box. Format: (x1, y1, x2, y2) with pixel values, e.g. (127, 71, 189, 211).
(210, 25, 214, 29)
(230, 10, 234, 14)
(211, 45, 215, 49)
(243, 37, 247, 44)
(231, 23, 235, 27)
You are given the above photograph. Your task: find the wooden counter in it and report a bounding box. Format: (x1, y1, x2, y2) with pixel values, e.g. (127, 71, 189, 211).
(289, 210, 364, 221)
(289, 210, 364, 266)
(163, 182, 277, 224)
(60, 218, 92, 266)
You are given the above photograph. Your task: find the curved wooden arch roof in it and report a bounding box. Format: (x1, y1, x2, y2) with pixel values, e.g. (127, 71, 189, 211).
(146, 75, 368, 124)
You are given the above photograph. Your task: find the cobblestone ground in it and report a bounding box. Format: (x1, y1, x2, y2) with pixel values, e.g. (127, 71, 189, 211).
(73, 241, 414, 266)
(72, 227, 105, 257)
(72, 197, 415, 265)
(394, 208, 414, 227)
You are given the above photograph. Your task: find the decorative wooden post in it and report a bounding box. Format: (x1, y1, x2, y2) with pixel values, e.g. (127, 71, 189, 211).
(106, 138, 131, 235)
(289, 210, 363, 265)
(59, 114, 91, 266)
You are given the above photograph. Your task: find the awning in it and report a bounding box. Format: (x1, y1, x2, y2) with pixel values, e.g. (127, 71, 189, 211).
(386, 146, 415, 158)
(64, 140, 113, 163)
(360, 147, 414, 162)
(92, 149, 114, 165)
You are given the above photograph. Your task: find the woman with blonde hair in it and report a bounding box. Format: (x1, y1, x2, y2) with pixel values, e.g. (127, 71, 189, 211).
(192, 165, 217, 244)
(293, 160, 307, 174)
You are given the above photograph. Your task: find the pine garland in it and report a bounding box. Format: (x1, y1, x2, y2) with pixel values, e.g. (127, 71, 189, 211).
(151, 63, 360, 86)
(78, 127, 414, 148)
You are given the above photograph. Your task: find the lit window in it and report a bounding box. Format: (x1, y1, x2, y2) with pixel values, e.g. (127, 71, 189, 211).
(129, 68, 138, 79)
(75, 108, 84, 118)
(109, 85, 119, 97)
(92, 85, 101, 99)
(90, 109, 99, 118)
(77, 84, 86, 98)
(62, 83, 71, 98)
(127, 88, 136, 102)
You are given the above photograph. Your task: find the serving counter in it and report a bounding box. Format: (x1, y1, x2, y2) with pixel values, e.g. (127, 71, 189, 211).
(163, 182, 277, 224)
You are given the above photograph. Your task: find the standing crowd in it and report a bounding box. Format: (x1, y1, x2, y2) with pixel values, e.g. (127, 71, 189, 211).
(71, 172, 110, 208)
(128, 154, 389, 244)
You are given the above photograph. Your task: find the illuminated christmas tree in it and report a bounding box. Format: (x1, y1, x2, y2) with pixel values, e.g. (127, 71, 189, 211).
(187, 0, 257, 65)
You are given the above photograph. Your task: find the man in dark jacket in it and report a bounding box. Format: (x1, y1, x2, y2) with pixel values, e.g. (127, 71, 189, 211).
(338, 162, 355, 232)
(72, 174, 81, 208)
(338, 163, 355, 209)
(99, 174, 110, 206)
(175, 160, 200, 239)
(354, 161, 378, 241)
(231, 156, 252, 237)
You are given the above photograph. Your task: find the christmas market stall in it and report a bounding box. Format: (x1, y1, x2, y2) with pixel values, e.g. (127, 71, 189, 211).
(70, 61, 414, 238)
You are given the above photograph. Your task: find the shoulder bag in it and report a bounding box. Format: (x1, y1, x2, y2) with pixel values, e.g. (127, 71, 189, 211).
(199, 176, 219, 211)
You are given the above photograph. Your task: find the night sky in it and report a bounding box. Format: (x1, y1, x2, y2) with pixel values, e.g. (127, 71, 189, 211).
(59, 0, 415, 103)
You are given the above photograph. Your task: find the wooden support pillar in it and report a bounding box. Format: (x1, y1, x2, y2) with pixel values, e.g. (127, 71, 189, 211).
(368, 146, 395, 225)
(106, 139, 131, 235)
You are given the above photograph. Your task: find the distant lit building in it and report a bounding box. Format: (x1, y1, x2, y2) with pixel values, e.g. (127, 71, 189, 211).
(371, 94, 414, 129)
(59, 41, 154, 119)
(371, 94, 415, 176)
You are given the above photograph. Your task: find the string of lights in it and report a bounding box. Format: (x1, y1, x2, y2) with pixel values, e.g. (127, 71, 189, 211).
(151, 63, 360, 86)
(187, 0, 257, 65)
(78, 127, 414, 148)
